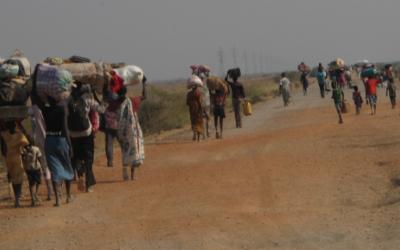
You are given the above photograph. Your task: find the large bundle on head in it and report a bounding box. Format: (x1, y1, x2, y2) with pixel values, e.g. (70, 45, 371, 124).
(328, 58, 346, 71)
(0, 78, 31, 106)
(227, 68, 241, 79)
(206, 76, 228, 94)
(298, 63, 311, 73)
(0, 57, 31, 80)
(361, 65, 377, 78)
(190, 64, 211, 76)
(35, 64, 74, 103)
(187, 75, 203, 89)
(58, 62, 107, 93)
(113, 65, 144, 86)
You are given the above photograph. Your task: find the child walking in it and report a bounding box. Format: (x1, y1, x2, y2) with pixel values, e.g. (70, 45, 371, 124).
(22, 144, 43, 207)
(352, 86, 363, 115)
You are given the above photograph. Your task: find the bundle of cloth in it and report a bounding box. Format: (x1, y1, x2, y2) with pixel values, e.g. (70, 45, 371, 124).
(361, 63, 378, 78)
(0, 55, 32, 108)
(106, 65, 145, 101)
(206, 76, 229, 94)
(190, 64, 211, 77)
(328, 58, 346, 71)
(44, 56, 109, 94)
(34, 64, 75, 103)
(227, 68, 241, 79)
(298, 62, 311, 73)
(187, 75, 204, 89)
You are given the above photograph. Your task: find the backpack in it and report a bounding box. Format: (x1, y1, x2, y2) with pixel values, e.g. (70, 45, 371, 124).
(68, 96, 90, 132)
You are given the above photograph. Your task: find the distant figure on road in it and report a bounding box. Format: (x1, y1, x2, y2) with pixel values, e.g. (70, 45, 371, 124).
(298, 62, 310, 96)
(331, 81, 344, 124)
(384, 64, 396, 109)
(316, 63, 327, 98)
(352, 86, 363, 115)
(225, 74, 246, 128)
(279, 72, 291, 106)
(212, 88, 227, 139)
(365, 75, 380, 115)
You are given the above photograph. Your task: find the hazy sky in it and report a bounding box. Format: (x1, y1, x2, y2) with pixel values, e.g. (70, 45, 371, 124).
(1, 0, 399, 80)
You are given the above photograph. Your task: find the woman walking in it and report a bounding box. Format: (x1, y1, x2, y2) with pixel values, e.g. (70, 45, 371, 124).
(117, 87, 146, 181)
(187, 78, 205, 141)
(41, 96, 74, 207)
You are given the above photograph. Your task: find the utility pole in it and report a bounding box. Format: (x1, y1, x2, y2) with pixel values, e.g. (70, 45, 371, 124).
(242, 50, 249, 75)
(218, 46, 225, 77)
(232, 46, 238, 68)
(259, 52, 264, 74)
(252, 51, 257, 75)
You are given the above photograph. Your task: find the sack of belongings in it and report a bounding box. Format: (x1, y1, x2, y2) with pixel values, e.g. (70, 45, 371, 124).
(0, 78, 31, 106)
(329, 58, 346, 71)
(35, 64, 74, 102)
(44, 57, 64, 66)
(58, 62, 106, 93)
(361, 67, 377, 78)
(187, 75, 203, 89)
(227, 68, 241, 79)
(113, 65, 144, 86)
(69, 55, 91, 63)
(190, 65, 211, 76)
(0, 63, 20, 79)
(206, 76, 229, 94)
(298, 63, 311, 73)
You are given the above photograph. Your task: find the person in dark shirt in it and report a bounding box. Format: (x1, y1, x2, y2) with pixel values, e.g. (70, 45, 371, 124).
(225, 74, 245, 128)
(212, 89, 227, 139)
(41, 96, 74, 207)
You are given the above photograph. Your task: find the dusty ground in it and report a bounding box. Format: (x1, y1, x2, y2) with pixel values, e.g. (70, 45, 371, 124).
(2, 80, 400, 250)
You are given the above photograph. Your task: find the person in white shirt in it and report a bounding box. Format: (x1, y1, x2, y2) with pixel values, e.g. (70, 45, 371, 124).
(280, 72, 291, 107)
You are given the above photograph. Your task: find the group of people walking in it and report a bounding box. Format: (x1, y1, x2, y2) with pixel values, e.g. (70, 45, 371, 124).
(186, 67, 246, 141)
(1, 68, 147, 208)
(282, 60, 397, 124)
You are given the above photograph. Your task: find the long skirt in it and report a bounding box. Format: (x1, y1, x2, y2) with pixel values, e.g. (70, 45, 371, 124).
(45, 136, 74, 183)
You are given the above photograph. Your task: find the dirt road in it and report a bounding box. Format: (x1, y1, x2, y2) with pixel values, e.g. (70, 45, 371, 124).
(1, 81, 400, 250)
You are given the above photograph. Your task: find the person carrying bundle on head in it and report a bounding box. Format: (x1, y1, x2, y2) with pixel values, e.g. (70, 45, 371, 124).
(187, 75, 205, 142)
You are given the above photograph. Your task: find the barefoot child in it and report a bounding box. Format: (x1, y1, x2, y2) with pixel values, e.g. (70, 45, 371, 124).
(22, 144, 43, 206)
(352, 86, 363, 115)
(366, 75, 380, 115)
